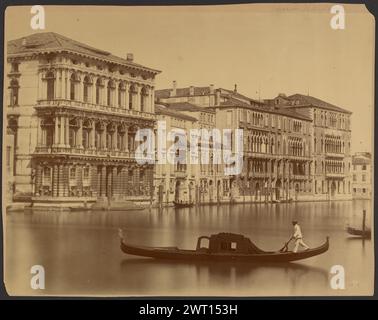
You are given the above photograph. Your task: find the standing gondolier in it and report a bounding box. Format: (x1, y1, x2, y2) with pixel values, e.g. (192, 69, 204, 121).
(291, 220, 310, 252)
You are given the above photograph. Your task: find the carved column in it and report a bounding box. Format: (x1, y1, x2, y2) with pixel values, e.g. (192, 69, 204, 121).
(77, 118, 83, 148)
(136, 85, 141, 112)
(125, 83, 130, 110)
(59, 116, 65, 147)
(65, 116, 70, 147)
(113, 124, 118, 150)
(37, 72, 44, 100)
(36, 116, 42, 147)
(54, 116, 59, 146)
(52, 164, 58, 197)
(90, 120, 96, 149)
(123, 126, 129, 152)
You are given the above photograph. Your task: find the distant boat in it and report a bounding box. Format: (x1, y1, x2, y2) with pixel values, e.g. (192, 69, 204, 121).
(119, 231, 329, 263)
(173, 201, 194, 208)
(346, 226, 371, 239)
(346, 209, 371, 239)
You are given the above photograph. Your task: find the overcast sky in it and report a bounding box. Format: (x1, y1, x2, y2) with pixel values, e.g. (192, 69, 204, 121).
(5, 4, 374, 153)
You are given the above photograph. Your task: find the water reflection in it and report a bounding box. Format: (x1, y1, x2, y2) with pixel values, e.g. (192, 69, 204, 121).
(4, 200, 374, 296)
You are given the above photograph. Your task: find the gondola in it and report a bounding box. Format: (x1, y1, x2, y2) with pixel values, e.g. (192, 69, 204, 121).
(346, 226, 371, 239)
(173, 201, 194, 208)
(119, 230, 329, 263)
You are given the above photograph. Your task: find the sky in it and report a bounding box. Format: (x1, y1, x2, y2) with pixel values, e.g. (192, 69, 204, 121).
(4, 4, 375, 153)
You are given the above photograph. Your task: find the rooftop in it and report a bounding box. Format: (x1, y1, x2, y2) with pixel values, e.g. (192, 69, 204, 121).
(155, 104, 198, 122)
(285, 94, 352, 114)
(8, 32, 160, 75)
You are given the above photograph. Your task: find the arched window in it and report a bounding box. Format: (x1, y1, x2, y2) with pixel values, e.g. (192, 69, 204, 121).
(95, 79, 102, 105)
(70, 73, 77, 101)
(83, 76, 91, 103)
(107, 80, 115, 106)
(141, 86, 147, 112)
(82, 120, 91, 149)
(68, 118, 79, 147)
(46, 71, 55, 100)
(129, 85, 135, 109)
(118, 82, 126, 108)
(9, 79, 19, 106)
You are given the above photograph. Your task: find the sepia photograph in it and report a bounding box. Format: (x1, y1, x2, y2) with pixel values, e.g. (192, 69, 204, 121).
(2, 3, 375, 297)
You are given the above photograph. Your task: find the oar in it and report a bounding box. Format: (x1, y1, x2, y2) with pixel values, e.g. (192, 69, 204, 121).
(279, 237, 293, 252)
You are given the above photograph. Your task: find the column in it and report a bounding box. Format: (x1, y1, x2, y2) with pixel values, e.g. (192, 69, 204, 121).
(56, 69, 62, 99)
(124, 126, 129, 152)
(113, 167, 118, 196)
(114, 81, 119, 108)
(59, 116, 65, 147)
(136, 85, 141, 112)
(37, 72, 43, 100)
(92, 76, 98, 104)
(62, 69, 67, 100)
(54, 116, 59, 146)
(63, 165, 69, 196)
(52, 164, 58, 197)
(36, 117, 42, 147)
(150, 87, 154, 113)
(65, 116, 70, 147)
(67, 72, 71, 101)
(125, 83, 130, 110)
(58, 164, 64, 196)
(77, 118, 83, 148)
(102, 124, 107, 150)
(90, 120, 96, 149)
(78, 75, 84, 102)
(113, 124, 118, 150)
(101, 166, 107, 197)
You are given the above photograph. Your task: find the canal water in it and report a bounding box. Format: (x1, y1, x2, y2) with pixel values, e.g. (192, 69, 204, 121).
(4, 200, 374, 296)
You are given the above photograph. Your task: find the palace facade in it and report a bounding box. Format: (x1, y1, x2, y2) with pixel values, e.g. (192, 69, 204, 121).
(5, 32, 159, 207)
(156, 84, 353, 203)
(5, 33, 354, 208)
(269, 93, 353, 200)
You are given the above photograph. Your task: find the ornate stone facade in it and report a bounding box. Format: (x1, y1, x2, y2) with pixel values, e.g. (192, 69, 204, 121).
(6, 32, 159, 207)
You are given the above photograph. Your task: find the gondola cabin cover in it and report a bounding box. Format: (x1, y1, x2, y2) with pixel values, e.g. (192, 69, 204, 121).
(197, 233, 265, 254)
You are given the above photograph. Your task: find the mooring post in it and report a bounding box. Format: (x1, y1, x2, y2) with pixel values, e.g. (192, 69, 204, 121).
(362, 209, 366, 233)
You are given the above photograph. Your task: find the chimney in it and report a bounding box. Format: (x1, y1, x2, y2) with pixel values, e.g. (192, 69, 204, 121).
(189, 86, 194, 96)
(215, 89, 221, 106)
(209, 84, 215, 106)
(234, 84, 238, 93)
(171, 80, 177, 97)
(126, 53, 134, 62)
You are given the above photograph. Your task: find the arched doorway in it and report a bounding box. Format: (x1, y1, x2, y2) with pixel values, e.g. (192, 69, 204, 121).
(294, 183, 299, 200)
(189, 182, 194, 204)
(276, 179, 282, 201)
(175, 180, 180, 202)
(217, 180, 221, 203)
(255, 182, 260, 201)
(330, 181, 336, 197)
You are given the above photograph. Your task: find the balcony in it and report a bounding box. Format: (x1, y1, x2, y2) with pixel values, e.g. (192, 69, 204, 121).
(325, 172, 346, 178)
(36, 99, 156, 121)
(325, 152, 344, 159)
(34, 145, 155, 162)
(292, 174, 308, 180)
(174, 170, 188, 178)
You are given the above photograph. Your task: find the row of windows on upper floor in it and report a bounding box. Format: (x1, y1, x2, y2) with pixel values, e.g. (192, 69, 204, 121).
(34, 53, 154, 79)
(314, 109, 350, 130)
(9, 73, 152, 111)
(237, 109, 309, 133)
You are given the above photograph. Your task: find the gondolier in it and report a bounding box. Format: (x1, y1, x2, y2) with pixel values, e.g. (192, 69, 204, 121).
(292, 221, 310, 252)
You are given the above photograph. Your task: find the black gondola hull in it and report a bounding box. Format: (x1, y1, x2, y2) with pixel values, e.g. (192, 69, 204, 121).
(120, 238, 329, 263)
